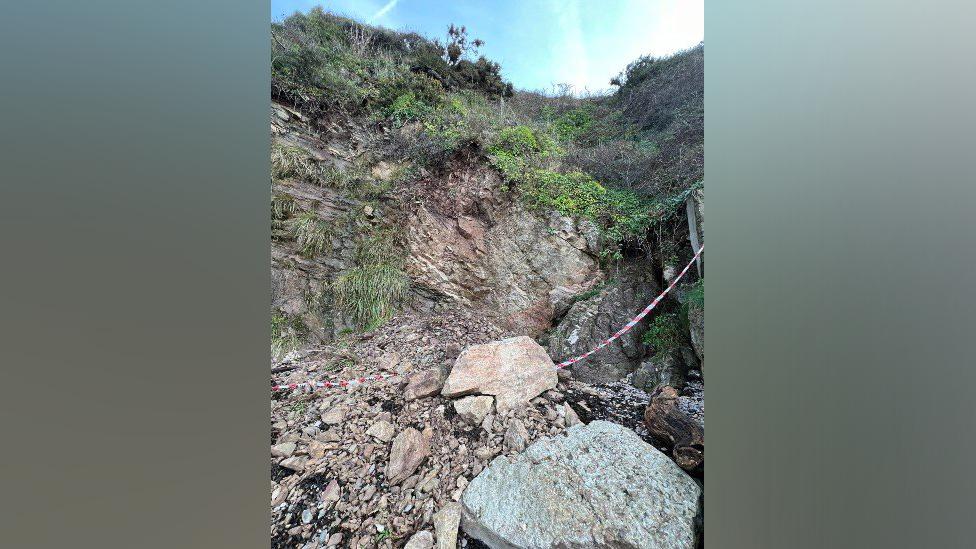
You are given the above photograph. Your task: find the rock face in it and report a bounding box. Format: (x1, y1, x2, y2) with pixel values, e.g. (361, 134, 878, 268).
(687, 299, 704, 364)
(548, 263, 658, 384)
(442, 336, 558, 413)
(387, 428, 430, 484)
(631, 351, 687, 393)
(461, 421, 701, 549)
(403, 165, 602, 335)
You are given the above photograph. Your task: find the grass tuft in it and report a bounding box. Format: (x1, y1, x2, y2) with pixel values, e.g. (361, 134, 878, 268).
(332, 263, 409, 331)
(287, 211, 333, 258)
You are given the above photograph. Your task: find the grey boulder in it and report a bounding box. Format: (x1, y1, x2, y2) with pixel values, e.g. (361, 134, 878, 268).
(461, 421, 701, 548)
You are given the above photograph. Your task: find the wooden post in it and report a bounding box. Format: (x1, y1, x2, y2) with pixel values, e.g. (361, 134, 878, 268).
(686, 197, 702, 276)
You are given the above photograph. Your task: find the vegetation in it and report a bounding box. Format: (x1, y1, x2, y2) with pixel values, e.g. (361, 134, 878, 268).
(271, 142, 322, 183)
(332, 230, 410, 331)
(270, 8, 704, 338)
(271, 192, 298, 235)
(641, 311, 685, 357)
(287, 211, 333, 258)
(333, 264, 409, 331)
(271, 8, 512, 119)
(271, 313, 306, 360)
(685, 277, 704, 309)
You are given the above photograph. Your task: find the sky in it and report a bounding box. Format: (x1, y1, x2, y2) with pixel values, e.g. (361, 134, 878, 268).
(270, 0, 703, 94)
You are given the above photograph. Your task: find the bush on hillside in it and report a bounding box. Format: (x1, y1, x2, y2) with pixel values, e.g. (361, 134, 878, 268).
(271, 9, 514, 119)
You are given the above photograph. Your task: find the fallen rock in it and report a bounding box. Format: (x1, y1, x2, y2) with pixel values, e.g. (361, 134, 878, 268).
(320, 407, 346, 425)
(503, 419, 530, 453)
(278, 456, 307, 472)
(270, 441, 297, 458)
(454, 396, 493, 425)
(442, 336, 557, 413)
(562, 403, 582, 427)
(386, 428, 430, 484)
(433, 502, 462, 549)
(461, 421, 701, 548)
(366, 420, 396, 443)
(405, 369, 443, 400)
(321, 479, 340, 504)
(404, 530, 434, 549)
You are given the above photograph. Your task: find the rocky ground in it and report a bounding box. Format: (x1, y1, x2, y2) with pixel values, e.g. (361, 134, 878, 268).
(271, 309, 703, 548)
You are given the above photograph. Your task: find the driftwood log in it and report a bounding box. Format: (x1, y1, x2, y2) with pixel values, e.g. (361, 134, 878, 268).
(644, 385, 704, 473)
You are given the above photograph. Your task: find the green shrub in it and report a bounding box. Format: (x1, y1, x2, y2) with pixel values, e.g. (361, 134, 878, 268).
(384, 91, 430, 124)
(551, 107, 595, 143)
(287, 211, 333, 258)
(641, 312, 684, 356)
(489, 125, 557, 157)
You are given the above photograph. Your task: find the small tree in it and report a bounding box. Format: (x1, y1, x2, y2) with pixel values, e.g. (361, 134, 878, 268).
(444, 24, 484, 65)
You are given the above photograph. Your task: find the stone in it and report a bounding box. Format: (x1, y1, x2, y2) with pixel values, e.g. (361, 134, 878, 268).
(279, 456, 307, 472)
(320, 407, 346, 425)
(503, 419, 530, 453)
(321, 479, 340, 503)
(461, 421, 701, 549)
(442, 336, 557, 413)
(271, 442, 297, 458)
(386, 428, 430, 484)
(405, 530, 434, 549)
(433, 502, 462, 549)
(563, 404, 582, 427)
(405, 369, 443, 400)
(453, 396, 494, 425)
(366, 420, 396, 443)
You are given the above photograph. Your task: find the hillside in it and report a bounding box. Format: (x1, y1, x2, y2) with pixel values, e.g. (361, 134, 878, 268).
(270, 8, 704, 549)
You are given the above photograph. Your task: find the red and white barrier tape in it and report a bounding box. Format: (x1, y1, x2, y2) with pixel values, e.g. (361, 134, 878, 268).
(273, 246, 703, 392)
(555, 244, 703, 368)
(272, 372, 397, 392)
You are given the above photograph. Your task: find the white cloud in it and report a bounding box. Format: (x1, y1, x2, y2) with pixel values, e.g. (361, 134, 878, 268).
(371, 0, 399, 21)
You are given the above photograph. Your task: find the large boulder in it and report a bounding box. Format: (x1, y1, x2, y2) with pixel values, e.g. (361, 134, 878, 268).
(441, 336, 557, 413)
(548, 262, 658, 384)
(461, 421, 701, 548)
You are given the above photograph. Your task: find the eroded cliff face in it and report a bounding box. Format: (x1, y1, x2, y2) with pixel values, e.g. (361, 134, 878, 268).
(271, 103, 615, 349)
(402, 162, 604, 335)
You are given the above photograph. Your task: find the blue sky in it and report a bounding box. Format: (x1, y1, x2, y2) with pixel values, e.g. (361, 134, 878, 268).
(271, 0, 703, 94)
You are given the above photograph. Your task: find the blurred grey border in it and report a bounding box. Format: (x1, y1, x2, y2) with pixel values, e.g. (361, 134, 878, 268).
(708, 0, 976, 547)
(2, 1, 975, 548)
(0, 1, 269, 547)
